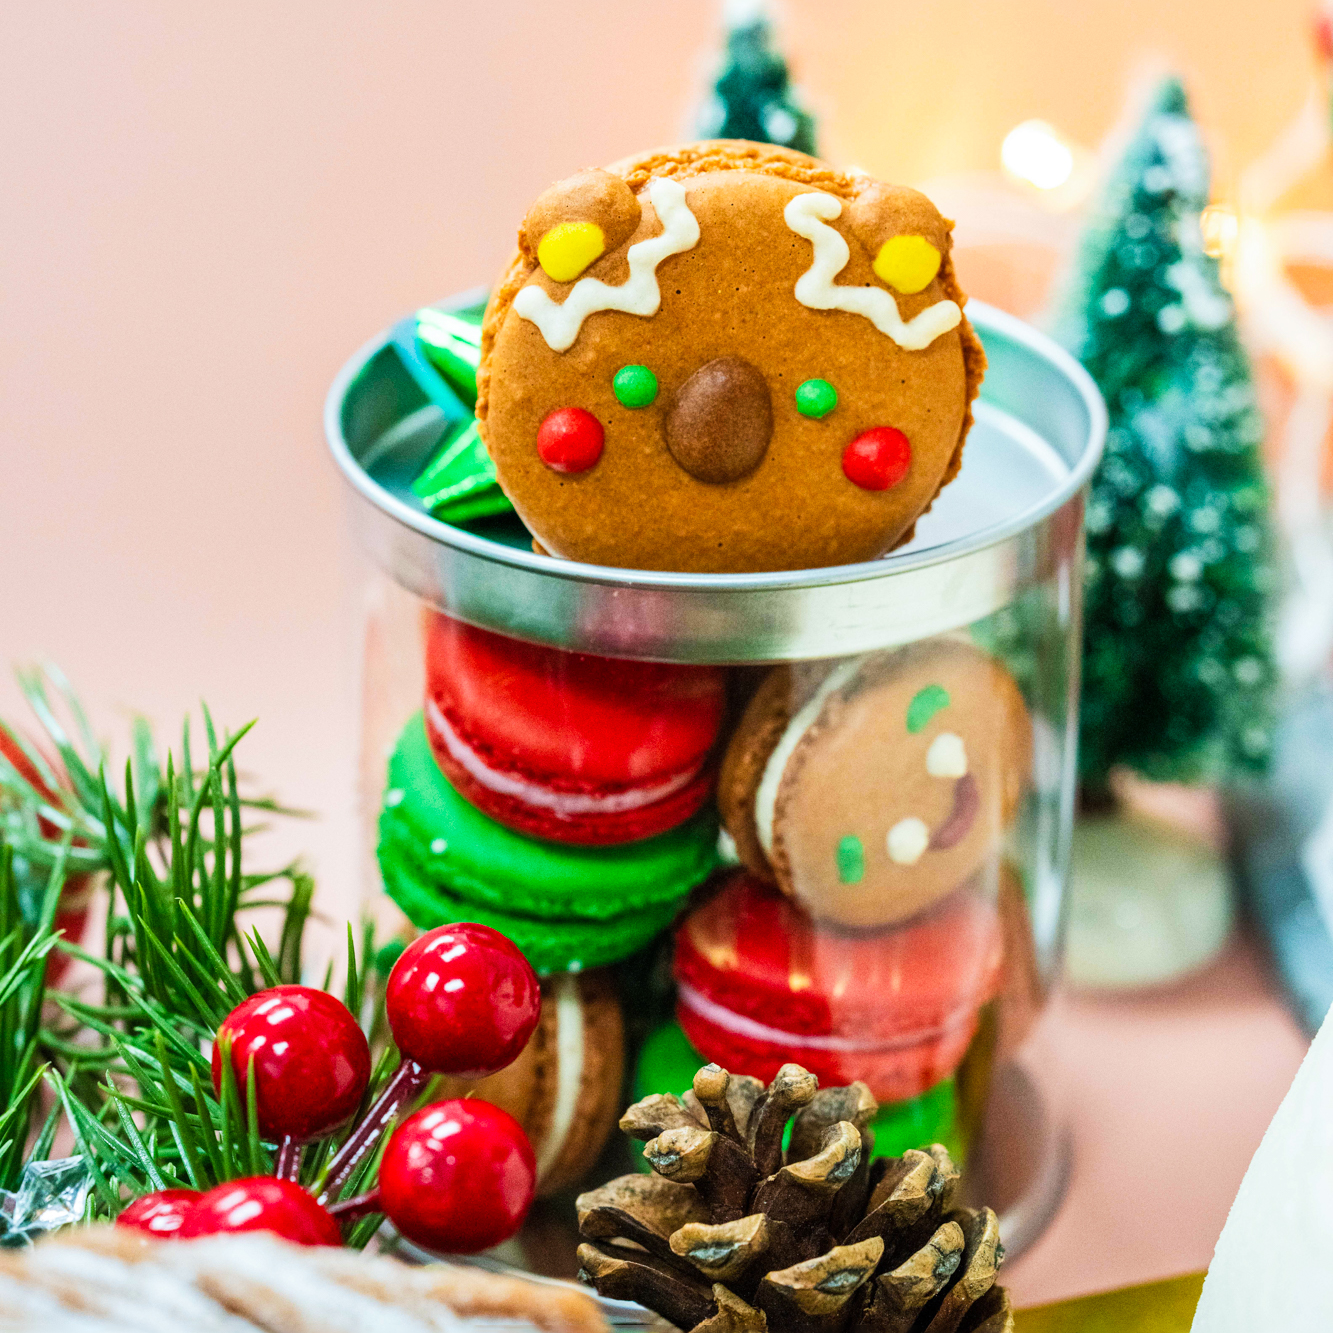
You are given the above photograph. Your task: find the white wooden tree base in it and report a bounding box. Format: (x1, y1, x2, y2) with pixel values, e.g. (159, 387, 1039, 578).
(1064, 809, 1234, 990)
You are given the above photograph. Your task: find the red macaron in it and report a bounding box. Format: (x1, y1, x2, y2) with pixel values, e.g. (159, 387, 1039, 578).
(422, 614, 726, 845)
(673, 869, 1003, 1103)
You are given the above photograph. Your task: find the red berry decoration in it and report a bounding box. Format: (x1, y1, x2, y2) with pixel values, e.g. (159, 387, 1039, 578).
(116, 1189, 200, 1237)
(842, 427, 912, 491)
(378, 1100, 536, 1254)
(177, 1177, 341, 1246)
(536, 407, 604, 474)
(211, 985, 370, 1144)
(321, 923, 540, 1204)
(386, 923, 540, 1078)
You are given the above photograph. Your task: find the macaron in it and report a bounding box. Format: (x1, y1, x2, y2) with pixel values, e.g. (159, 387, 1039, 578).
(672, 869, 1003, 1104)
(436, 970, 624, 1197)
(632, 1017, 960, 1163)
(718, 639, 1032, 928)
(424, 614, 726, 845)
(377, 714, 720, 974)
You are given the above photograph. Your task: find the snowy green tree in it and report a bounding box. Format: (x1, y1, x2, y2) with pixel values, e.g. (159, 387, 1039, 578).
(697, 3, 816, 154)
(1058, 77, 1276, 793)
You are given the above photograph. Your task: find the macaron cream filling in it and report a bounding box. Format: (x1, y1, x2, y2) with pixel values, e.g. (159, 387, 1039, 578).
(535, 973, 586, 1182)
(754, 657, 865, 858)
(427, 696, 704, 817)
(676, 980, 981, 1052)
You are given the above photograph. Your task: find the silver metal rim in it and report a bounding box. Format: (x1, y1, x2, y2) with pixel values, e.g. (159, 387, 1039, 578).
(325, 300, 1105, 662)
(325, 301, 1105, 593)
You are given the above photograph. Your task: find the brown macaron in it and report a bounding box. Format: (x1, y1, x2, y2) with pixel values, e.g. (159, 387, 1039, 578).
(477, 140, 985, 573)
(718, 640, 1032, 929)
(437, 970, 624, 1197)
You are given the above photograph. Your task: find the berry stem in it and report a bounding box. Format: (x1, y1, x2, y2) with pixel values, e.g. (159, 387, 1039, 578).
(326, 1188, 381, 1221)
(275, 1137, 302, 1182)
(318, 1058, 428, 1204)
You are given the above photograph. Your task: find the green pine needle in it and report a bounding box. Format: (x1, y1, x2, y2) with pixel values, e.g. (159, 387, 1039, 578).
(3, 671, 386, 1230)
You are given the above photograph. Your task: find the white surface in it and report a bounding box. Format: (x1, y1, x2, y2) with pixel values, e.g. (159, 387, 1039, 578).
(1192, 1000, 1333, 1329)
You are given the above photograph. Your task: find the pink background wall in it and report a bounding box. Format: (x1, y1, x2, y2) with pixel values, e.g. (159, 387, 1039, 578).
(0, 0, 1318, 1307)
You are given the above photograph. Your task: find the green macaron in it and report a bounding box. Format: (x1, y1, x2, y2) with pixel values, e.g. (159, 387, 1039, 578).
(633, 1019, 962, 1163)
(377, 715, 720, 974)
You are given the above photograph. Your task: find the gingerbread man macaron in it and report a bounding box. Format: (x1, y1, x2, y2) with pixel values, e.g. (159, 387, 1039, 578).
(477, 141, 985, 573)
(718, 640, 1032, 928)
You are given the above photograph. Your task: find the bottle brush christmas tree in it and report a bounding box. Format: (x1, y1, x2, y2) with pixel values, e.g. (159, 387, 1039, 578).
(697, 2, 816, 155)
(1058, 76, 1276, 798)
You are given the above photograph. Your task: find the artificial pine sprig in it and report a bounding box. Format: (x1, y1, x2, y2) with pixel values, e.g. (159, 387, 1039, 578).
(0, 834, 68, 1191)
(0, 667, 398, 1244)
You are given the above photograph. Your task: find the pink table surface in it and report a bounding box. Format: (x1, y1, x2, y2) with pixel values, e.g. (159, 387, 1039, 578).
(1005, 931, 1310, 1308)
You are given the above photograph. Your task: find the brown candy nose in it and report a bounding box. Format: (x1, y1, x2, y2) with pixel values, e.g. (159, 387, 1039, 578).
(664, 357, 772, 484)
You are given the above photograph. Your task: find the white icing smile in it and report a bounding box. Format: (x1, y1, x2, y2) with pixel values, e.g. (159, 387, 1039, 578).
(784, 192, 963, 351)
(512, 177, 700, 352)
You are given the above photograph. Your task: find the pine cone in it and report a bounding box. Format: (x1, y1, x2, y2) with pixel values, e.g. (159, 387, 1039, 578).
(576, 1063, 1011, 1333)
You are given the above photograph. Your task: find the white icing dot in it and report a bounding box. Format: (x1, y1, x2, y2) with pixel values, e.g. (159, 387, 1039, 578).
(926, 732, 968, 779)
(887, 818, 930, 865)
(383, 788, 404, 808)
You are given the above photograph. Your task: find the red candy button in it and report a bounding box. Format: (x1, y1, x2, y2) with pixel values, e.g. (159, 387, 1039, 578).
(842, 427, 912, 491)
(536, 407, 604, 473)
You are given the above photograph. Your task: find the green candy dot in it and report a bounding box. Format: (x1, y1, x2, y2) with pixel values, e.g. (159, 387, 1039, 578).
(613, 364, 658, 408)
(836, 834, 865, 885)
(906, 684, 951, 734)
(795, 378, 838, 419)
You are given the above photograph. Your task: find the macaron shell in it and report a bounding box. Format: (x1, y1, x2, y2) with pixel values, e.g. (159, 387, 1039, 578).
(717, 660, 838, 879)
(425, 694, 719, 846)
(673, 869, 1003, 1101)
(377, 838, 681, 973)
(424, 614, 726, 786)
(717, 665, 798, 879)
(436, 970, 625, 1197)
(382, 714, 719, 921)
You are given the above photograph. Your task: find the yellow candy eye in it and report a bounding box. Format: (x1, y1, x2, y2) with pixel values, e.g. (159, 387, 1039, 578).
(872, 235, 942, 294)
(537, 221, 606, 282)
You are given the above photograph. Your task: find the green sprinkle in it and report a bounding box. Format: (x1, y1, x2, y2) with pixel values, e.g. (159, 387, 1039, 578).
(836, 835, 865, 884)
(795, 378, 838, 419)
(906, 684, 951, 733)
(613, 364, 658, 408)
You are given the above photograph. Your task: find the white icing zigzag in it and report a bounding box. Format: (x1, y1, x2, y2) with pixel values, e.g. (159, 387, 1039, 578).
(513, 177, 700, 352)
(784, 192, 962, 351)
